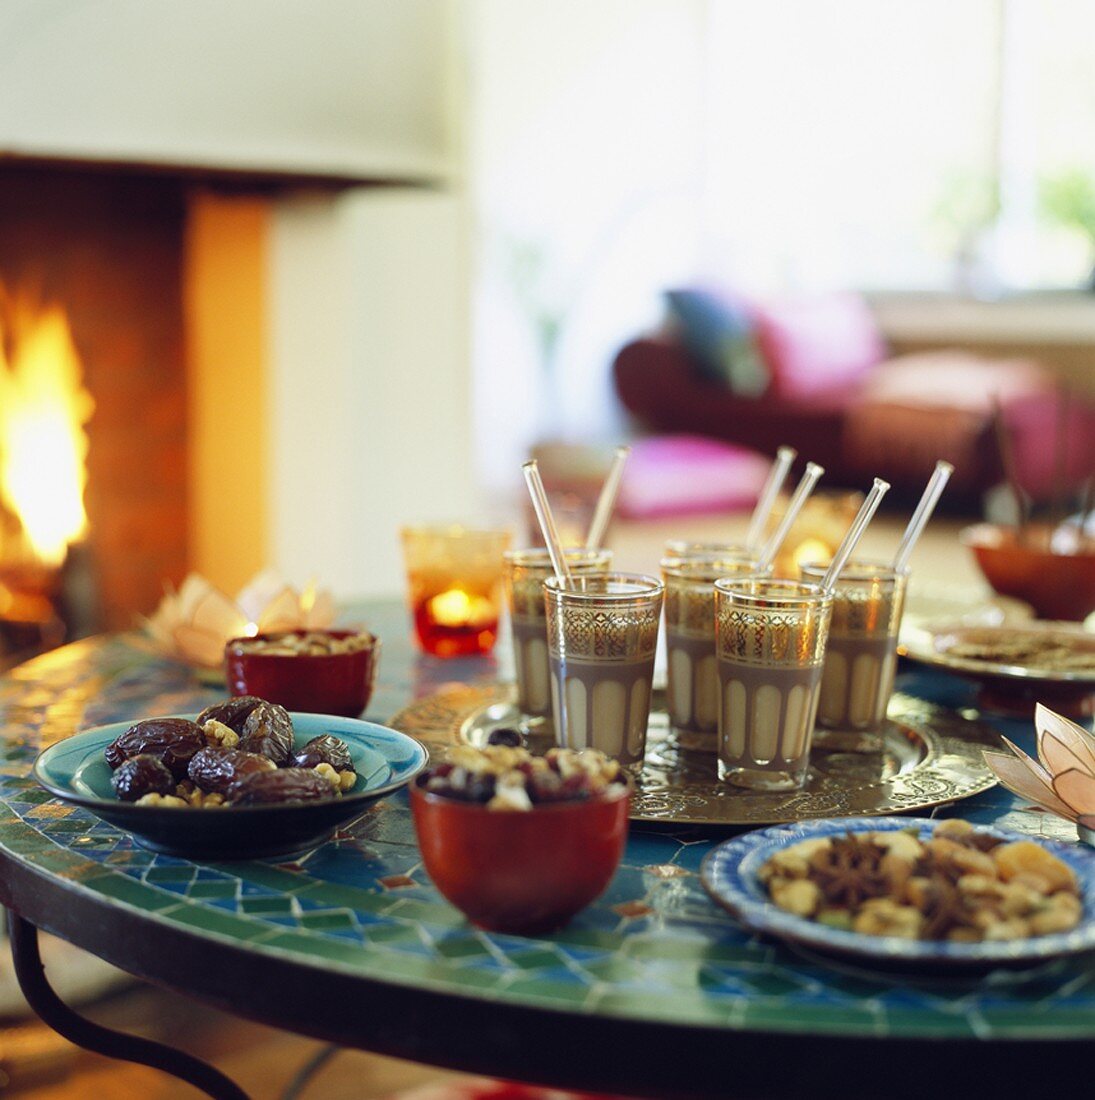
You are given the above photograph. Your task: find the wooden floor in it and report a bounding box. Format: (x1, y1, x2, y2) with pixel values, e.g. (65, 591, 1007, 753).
(5, 982, 474, 1098)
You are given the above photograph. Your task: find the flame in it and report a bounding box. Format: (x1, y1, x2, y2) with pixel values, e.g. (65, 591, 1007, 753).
(0, 295, 93, 566)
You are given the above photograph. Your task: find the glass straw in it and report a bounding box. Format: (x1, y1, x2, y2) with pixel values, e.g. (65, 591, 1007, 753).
(891, 460, 954, 573)
(585, 445, 631, 550)
(821, 478, 891, 590)
(522, 460, 574, 588)
(745, 446, 797, 552)
(755, 462, 825, 571)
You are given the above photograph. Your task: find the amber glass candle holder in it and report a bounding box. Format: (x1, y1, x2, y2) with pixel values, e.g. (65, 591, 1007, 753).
(401, 525, 513, 658)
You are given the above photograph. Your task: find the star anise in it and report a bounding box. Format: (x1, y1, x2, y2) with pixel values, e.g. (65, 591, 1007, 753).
(808, 833, 890, 909)
(919, 874, 979, 940)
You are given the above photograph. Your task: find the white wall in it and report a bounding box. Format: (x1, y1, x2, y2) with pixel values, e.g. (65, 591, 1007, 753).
(467, 0, 708, 488)
(0, 0, 454, 179)
(269, 189, 477, 599)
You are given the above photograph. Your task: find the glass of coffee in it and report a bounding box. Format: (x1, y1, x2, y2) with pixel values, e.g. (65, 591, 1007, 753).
(660, 554, 764, 752)
(713, 577, 833, 791)
(503, 548, 613, 723)
(543, 573, 664, 770)
(799, 561, 909, 733)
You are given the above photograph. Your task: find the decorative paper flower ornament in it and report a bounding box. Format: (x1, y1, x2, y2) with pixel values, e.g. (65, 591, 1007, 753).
(983, 703, 1095, 830)
(144, 570, 336, 668)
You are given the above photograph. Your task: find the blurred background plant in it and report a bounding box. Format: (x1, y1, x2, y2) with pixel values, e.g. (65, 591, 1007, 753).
(930, 171, 1001, 295)
(1040, 168, 1095, 289)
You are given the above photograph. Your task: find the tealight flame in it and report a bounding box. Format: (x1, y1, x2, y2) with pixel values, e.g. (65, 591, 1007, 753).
(0, 295, 93, 566)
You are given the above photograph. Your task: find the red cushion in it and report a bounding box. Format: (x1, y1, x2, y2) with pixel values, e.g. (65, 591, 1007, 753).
(755, 293, 885, 399)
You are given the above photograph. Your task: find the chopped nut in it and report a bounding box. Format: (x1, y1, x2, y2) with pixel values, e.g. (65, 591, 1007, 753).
(762, 838, 832, 881)
(135, 793, 189, 808)
(993, 841, 1078, 893)
(338, 769, 356, 792)
(983, 917, 1032, 941)
(313, 762, 341, 790)
(1028, 893, 1083, 935)
(770, 878, 822, 917)
(202, 719, 240, 749)
(933, 819, 974, 841)
(872, 831, 923, 863)
(853, 898, 923, 939)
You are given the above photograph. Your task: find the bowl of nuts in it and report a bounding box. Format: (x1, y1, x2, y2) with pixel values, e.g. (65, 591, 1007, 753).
(410, 743, 630, 934)
(702, 816, 1095, 967)
(224, 629, 380, 717)
(33, 694, 426, 860)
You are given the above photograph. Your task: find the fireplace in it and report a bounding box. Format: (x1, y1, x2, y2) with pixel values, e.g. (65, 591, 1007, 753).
(0, 166, 190, 649)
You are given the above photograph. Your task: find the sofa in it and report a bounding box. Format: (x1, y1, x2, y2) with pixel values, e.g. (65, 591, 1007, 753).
(612, 290, 1095, 508)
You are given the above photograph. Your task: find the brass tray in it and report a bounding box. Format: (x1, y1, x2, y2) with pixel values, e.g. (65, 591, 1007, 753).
(389, 686, 1001, 826)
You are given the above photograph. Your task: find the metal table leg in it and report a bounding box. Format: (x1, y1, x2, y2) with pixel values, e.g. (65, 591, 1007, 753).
(7, 910, 250, 1100)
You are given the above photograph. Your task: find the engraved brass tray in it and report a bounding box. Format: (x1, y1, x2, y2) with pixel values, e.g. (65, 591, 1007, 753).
(389, 686, 1001, 826)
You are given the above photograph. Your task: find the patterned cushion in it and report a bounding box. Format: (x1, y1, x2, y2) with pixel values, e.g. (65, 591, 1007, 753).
(755, 292, 885, 398)
(664, 288, 769, 395)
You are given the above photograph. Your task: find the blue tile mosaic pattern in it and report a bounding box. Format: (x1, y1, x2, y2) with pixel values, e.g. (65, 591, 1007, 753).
(0, 600, 1093, 1040)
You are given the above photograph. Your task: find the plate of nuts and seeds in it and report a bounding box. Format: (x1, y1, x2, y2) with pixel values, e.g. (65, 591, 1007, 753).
(33, 694, 426, 860)
(702, 817, 1095, 967)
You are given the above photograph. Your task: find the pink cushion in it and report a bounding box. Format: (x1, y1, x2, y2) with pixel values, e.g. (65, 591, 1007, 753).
(755, 292, 886, 399)
(616, 435, 771, 519)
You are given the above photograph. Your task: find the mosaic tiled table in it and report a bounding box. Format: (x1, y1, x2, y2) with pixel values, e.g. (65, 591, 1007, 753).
(2, 600, 1094, 1100)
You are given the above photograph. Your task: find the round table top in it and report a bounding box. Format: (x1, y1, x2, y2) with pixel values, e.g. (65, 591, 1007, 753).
(2, 599, 1094, 1097)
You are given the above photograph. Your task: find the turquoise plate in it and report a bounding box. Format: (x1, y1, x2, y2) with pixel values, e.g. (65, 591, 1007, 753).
(34, 713, 428, 860)
(702, 816, 1095, 968)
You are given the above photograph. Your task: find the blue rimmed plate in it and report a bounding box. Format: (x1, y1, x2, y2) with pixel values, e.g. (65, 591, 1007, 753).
(34, 713, 428, 861)
(702, 817, 1095, 968)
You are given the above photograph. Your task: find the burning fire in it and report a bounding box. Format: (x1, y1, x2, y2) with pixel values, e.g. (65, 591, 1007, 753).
(0, 294, 93, 567)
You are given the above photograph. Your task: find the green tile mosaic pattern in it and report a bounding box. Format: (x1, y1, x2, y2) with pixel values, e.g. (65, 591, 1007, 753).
(2, 602, 1094, 1042)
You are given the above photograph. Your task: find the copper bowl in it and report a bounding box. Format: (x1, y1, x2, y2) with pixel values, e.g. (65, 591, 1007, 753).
(410, 777, 630, 934)
(961, 523, 1095, 622)
(225, 629, 380, 717)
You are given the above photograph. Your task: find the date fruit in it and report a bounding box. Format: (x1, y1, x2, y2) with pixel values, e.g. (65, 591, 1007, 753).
(111, 754, 176, 802)
(291, 735, 353, 772)
(238, 701, 294, 764)
(226, 767, 335, 805)
(187, 747, 277, 794)
(196, 696, 264, 733)
(104, 718, 206, 778)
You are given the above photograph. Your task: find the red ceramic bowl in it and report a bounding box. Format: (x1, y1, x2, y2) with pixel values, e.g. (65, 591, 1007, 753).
(410, 777, 630, 934)
(961, 523, 1095, 622)
(224, 630, 380, 717)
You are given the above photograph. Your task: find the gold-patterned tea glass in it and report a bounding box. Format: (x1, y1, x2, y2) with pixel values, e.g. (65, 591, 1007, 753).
(543, 573, 664, 769)
(661, 554, 765, 752)
(400, 525, 513, 658)
(503, 548, 613, 722)
(713, 577, 833, 791)
(799, 561, 909, 733)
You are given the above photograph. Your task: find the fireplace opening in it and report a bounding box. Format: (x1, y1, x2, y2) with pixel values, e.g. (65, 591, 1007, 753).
(0, 288, 93, 665)
(0, 166, 190, 661)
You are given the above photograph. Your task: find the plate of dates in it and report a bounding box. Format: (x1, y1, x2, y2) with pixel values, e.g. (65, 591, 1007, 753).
(34, 701, 428, 860)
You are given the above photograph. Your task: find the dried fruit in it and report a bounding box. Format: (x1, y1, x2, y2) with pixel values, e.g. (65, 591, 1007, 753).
(238, 701, 294, 764)
(111, 754, 176, 801)
(291, 734, 352, 771)
(993, 840, 1078, 894)
(187, 747, 277, 794)
(104, 718, 206, 778)
(486, 727, 523, 748)
(226, 768, 335, 805)
(196, 696, 265, 732)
